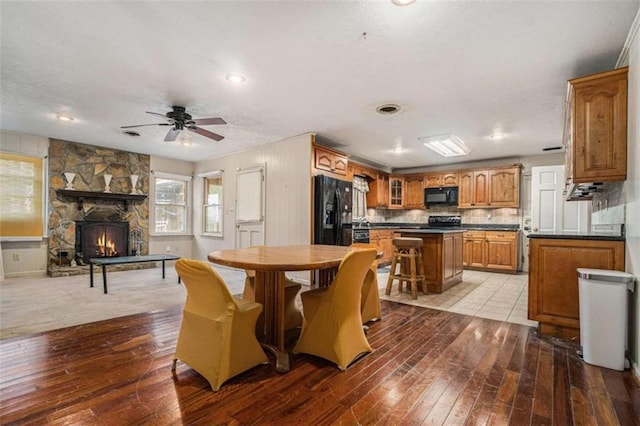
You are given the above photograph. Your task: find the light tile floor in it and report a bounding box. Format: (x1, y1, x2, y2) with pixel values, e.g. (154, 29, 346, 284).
(376, 267, 537, 327)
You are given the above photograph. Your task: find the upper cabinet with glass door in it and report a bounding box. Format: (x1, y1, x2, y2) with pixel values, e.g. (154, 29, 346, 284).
(389, 176, 404, 209)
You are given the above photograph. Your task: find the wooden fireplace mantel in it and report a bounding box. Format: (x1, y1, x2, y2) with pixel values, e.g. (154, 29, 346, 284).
(56, 189, 147, 211)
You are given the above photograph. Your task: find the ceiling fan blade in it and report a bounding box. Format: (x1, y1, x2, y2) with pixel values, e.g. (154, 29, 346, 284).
(192, 117, 227, 126)
(188, 126, 224, 141)
(121, 123, 171, 129)
(164, 128, 181, 142)
(146, 111, 170, 119)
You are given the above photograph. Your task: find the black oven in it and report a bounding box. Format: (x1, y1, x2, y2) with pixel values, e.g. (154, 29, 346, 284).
(352, 228, 370, 244)
(424, 186, 458, 206)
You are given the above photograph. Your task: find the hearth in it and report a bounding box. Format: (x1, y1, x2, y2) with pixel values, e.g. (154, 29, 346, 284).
(75, 221, 129, 264)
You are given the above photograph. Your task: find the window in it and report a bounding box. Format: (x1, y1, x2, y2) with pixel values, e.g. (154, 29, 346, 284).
(0, 152, 45, 238)
(153, 173, 191, 234)
(202, 171, 223, 237)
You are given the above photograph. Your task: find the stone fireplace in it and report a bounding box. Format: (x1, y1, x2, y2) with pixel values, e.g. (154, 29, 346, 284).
(47, 139, 150, 277)
(75, 221, 129, 264)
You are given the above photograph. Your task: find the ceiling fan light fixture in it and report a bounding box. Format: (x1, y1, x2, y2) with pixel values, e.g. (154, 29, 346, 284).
(225, 73, 246, 83)
(420, 134, 470, 157)
(180, 133, 193, 146)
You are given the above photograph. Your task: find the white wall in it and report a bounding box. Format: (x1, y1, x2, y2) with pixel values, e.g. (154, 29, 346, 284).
(149, 156, 195, 258)
(620, 12, 640, 378)
(0, 130, 50, 277)
(192, 133, 313, 261)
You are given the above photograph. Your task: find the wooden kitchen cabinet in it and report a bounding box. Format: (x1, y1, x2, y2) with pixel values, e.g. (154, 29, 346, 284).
(369, 229, 395, 265)
(389, 176, 404, 209)
(463, 230, 518, 273)
(485, 231, 518, 271)
(459, 165, 520, 208)
(463, 231, 486, 268)
(528, 237, 625, 340)
(403, 174, 425, 209)
(367, 172, 389, 208)
(313, 144, 348, 177)
(488, 167, 520, 207)
(564, 67, 628, 187)
(458, 170, 489, 207)
(425, 172, 458, 188)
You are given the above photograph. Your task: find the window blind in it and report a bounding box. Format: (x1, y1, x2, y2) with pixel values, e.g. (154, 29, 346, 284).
(0, 152, 45, 237)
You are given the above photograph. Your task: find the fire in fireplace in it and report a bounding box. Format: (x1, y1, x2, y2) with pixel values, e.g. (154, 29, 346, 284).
(75, 221, 129, 263)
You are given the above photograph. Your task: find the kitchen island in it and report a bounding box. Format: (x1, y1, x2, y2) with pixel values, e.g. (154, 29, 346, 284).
(398, 229, 465, 293)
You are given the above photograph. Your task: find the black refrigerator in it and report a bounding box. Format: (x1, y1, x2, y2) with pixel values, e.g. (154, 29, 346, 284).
(314, 174, 352, 246)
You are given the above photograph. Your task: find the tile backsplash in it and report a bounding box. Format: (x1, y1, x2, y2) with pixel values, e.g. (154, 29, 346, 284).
(367, 206, 520, 225)
(591, 182, 625, 225)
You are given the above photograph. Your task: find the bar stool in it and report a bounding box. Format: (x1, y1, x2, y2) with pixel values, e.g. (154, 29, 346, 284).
(385, 237, 426, 300)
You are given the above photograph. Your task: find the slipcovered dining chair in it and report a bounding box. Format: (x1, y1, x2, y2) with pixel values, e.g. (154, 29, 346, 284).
(293, 248, 378, 370)
(350, 243, 382, 323)
(172, 259, 268, 391)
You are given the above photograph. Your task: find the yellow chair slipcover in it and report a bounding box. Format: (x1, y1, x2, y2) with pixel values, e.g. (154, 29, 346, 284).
(172, 259, 268, 391)
(350, 243, 382, 323)
(293, 248, 378, 370)
(243, 269, 303, 331)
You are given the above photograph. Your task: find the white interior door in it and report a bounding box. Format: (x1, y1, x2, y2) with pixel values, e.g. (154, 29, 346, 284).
(531, 165, 591, 235)
(235, 165, 265, 249)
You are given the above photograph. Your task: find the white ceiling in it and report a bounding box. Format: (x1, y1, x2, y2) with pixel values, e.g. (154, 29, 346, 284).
(1, 1, 638, 170)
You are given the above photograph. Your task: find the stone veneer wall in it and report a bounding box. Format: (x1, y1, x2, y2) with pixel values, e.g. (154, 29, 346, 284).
(47, 139, 150, 277)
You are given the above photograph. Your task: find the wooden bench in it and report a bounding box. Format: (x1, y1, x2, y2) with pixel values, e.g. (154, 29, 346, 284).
(89, 254, 181, 294)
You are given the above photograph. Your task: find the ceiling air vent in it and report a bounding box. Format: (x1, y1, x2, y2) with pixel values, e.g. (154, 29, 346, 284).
(376, 104, 401, 115)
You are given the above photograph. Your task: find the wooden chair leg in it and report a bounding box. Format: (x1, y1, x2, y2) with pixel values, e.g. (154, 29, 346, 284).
(409, 248, 418, 299)
(385, 255, 397, 295)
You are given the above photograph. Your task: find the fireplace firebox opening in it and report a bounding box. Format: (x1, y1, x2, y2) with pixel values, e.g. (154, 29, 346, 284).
(75, 221, 129, 264)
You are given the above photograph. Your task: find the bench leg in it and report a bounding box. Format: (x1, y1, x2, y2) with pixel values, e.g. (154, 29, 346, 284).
(162, 260, 166, 279)
(90, 263, 94, 288)
(102, 265, 108, 294)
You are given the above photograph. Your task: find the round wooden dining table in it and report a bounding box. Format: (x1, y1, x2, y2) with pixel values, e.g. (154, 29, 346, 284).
(207, 244, 349, 372)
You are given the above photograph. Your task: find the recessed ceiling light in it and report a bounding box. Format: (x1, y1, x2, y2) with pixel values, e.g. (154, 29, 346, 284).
(490, 132, 505, 140)
(391, 0, 416, 6)
(376, 104, 401, 115)
(225, 73, 246, 83)
(420, 134, 471, 157)
(56, 113, 74, 122)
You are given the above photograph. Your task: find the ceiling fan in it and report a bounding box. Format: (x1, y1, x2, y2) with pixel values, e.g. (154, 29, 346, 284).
(121, 105, 226, 142)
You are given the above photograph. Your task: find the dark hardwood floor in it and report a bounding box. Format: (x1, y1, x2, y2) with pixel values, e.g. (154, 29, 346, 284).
(1, 301, 638, 425)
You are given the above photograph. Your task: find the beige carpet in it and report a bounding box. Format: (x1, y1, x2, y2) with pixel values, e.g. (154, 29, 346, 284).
(0, 264, 247, 339)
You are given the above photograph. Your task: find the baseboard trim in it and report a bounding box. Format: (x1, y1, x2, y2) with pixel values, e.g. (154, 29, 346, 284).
(3, 270, 48, 279)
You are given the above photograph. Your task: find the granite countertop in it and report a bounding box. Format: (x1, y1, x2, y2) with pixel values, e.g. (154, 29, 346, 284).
(358, 223, 520, 232)
(527, 232, 625, 241)
(397, 228, 467, 234)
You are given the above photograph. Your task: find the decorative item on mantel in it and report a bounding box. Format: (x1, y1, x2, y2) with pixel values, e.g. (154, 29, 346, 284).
(130, 175, 138, 195)
(103, 174, 112, 193)
(64, 172, 76, 190)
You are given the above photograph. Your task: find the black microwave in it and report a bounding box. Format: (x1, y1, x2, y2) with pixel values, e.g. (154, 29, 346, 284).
(424, 186, 459, 206)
